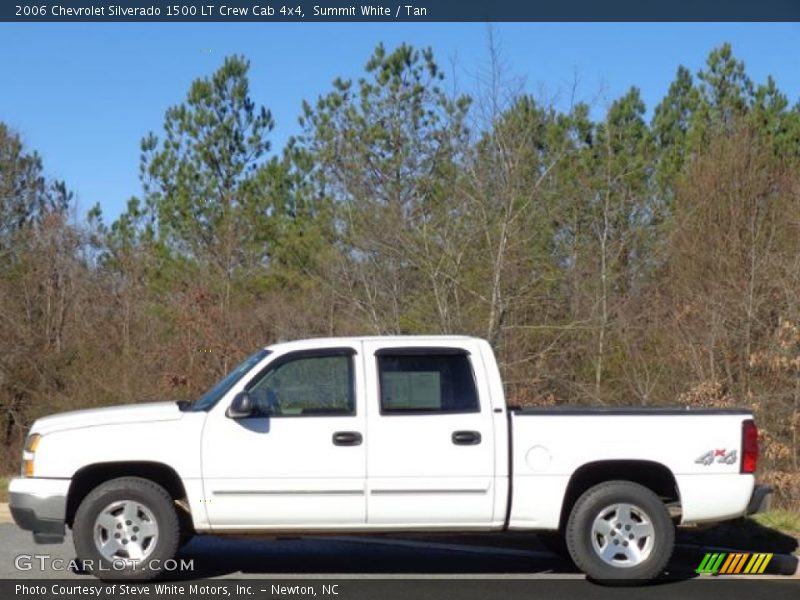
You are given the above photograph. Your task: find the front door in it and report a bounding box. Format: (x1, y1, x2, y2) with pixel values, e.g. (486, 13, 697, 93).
(201, 345, 366, 530)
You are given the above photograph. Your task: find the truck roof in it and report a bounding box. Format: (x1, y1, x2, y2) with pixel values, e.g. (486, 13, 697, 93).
(265, 335, 482, 353)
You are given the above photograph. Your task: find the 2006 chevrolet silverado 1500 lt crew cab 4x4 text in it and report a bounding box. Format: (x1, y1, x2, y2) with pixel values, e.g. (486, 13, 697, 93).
(9, 336, 771, 582)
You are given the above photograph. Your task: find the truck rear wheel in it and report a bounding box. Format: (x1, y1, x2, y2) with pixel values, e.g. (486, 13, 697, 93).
(73, 477, 180, 580)
(565, 480, 674, 584)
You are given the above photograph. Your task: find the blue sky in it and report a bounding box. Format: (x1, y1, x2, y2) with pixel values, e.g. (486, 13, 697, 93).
(1, 23, 799, 222)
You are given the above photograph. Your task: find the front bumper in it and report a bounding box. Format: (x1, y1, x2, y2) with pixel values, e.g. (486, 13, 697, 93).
(8, 477, 70, 544)
(746, 484, 773, 515)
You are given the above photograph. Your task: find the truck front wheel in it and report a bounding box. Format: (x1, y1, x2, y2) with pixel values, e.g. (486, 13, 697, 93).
(73, 477, 180, 580)
(565, 480, 674, 584)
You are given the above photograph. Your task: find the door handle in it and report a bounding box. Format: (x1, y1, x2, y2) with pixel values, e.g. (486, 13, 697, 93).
(332, 431, 363, 446)
(452, 430, 481, 445)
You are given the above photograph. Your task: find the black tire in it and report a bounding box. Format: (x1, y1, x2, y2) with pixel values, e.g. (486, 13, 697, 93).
(73, 477, 180, 581)
(565, 480, 674, 584)
(176, 506, 196, 548)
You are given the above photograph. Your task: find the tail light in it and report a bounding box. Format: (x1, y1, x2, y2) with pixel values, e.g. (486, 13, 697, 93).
(741, 419, 759, 474)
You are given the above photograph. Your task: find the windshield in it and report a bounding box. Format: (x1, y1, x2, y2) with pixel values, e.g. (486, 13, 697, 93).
(190, 348, 271, 411)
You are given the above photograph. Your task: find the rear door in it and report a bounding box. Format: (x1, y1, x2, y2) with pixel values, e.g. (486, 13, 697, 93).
(363, 341, 496, 526)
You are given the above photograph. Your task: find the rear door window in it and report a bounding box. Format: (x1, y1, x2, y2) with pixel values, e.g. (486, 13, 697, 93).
(377, 352, 479, 414)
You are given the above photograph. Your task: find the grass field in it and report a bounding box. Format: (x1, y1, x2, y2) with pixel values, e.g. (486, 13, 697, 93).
(753, 509, 800, 538)
(0, 476, 8, 502)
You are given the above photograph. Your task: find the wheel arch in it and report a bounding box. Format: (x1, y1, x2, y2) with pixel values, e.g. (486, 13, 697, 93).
(558, 460, 681, 530)
(66, 461, 190, 530)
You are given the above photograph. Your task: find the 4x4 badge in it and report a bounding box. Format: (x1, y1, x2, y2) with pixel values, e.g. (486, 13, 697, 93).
(695, 449, 737, 465)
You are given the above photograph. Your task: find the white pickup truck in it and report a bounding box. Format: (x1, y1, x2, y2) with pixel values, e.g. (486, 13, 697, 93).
(10, 336, 770, 582)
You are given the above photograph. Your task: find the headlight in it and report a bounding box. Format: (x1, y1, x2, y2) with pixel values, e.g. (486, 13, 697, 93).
(24, 433, 41, 453)
(22, 433, 41, 477)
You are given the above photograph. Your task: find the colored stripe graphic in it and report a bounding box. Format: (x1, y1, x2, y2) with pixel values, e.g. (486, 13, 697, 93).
(732, 553, 749, 574)
(696, 553, 713, 573)
(719, 553, 737, 573)
(744, 553, 773, 574)
(696, 553, 725, 574)
(696, 552, 773, 574)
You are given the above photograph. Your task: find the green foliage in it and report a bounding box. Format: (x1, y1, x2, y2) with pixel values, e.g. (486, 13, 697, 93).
(652, 65, 702, 190)
(139, 55, 279, 276)
(297, 43, 472, 333)
(300, 43, 470, 207)
(697, 43, 754, 131)
(0, 124, 71, 253)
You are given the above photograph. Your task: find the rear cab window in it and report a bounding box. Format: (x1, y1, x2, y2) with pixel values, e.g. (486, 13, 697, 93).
(376, 349, 480, 414)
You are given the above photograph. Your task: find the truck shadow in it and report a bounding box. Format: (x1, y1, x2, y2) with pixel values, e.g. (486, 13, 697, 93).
(164, 534, 582, 579)
(161, 532, 710, 583)
(676, 518, 798, 555)
(157, 523, 798, 582)
(675, 519, 798, 576)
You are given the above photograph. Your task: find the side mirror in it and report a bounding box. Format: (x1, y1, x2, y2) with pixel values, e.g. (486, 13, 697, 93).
(226, 391, 255, 418)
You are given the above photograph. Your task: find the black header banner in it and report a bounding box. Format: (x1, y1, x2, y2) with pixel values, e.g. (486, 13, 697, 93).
(3, 0, 800, 22)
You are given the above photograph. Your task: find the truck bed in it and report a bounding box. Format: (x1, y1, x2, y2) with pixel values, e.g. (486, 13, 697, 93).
(510, 405, 751, 415)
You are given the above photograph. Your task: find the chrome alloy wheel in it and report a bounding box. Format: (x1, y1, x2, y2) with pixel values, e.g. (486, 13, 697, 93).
(590, 502, 655, 568)
(93, 500, 159, 564)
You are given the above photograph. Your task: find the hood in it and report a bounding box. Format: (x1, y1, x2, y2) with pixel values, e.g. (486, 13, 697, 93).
(31, 401, 183, 435)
